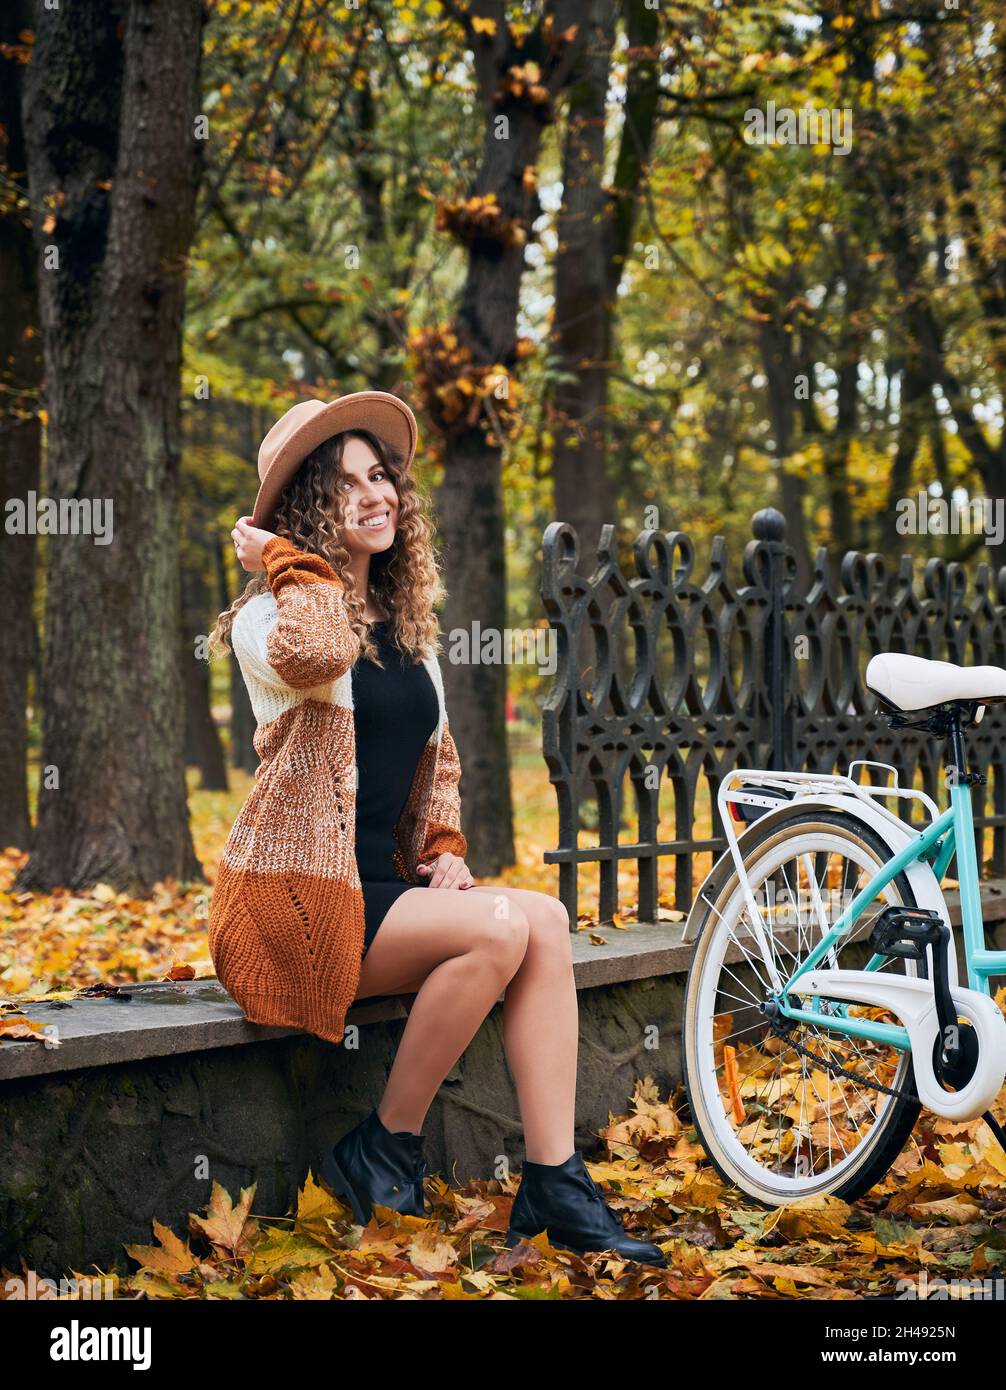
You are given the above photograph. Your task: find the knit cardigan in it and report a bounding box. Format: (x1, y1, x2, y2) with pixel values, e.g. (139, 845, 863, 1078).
(207, 534, 468, 1045)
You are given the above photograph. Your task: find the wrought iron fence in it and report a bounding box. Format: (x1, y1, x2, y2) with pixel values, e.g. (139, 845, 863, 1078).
(540, 507, 1006, 926)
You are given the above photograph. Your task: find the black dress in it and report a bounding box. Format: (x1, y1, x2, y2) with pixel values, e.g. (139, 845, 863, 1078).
(352, 620, 439, 959)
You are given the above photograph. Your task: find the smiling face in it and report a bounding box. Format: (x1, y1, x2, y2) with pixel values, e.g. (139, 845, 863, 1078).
(337, 434, 400, 556)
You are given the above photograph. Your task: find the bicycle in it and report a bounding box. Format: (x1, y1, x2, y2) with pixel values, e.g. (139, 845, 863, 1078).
(682, 651, 1006, 1206)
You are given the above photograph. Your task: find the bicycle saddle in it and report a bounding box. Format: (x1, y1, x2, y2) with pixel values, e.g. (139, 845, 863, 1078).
(866, 652, 1006, 712)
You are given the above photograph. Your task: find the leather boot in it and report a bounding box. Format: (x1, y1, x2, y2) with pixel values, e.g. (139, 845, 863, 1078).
(505, 1150, 666, 1267)
(320, 1108, 429, 1224)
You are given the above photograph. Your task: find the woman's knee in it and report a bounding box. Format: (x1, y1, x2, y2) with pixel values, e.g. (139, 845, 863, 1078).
(526, 893, 573, 963)
(468, 894, 531, 975)
(543, 893, 571, 934)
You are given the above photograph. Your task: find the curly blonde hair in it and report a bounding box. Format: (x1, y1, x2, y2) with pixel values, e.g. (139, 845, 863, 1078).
(210, 428, 444, 667)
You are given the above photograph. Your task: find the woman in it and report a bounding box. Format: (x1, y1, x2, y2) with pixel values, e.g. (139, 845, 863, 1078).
(208, 390, 665, 1268)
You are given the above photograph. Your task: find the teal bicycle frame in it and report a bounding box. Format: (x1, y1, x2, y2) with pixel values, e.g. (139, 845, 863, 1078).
(775, 781, 1006, 1051)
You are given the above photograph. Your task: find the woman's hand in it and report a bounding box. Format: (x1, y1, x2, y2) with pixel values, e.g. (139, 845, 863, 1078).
(417, 852, 473, 890)
(231, 516, 277, 573)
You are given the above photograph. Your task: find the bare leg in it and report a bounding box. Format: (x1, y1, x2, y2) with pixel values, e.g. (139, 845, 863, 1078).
(465, 886, 577, 1164)
(353, 887, 530, 1133)
(355, 881, 578, 1163)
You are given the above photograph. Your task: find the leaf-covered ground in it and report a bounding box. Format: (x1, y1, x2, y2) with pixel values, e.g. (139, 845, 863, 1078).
(5, 1077, 1006, 1300)
(3, 763, 1006, 1298)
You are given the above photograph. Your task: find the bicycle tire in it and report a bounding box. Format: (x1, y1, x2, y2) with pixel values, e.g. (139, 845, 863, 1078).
(683, 806, 924, 1206)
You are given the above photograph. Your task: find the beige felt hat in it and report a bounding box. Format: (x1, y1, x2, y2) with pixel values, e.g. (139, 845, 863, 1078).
(251, 391, 418, 528)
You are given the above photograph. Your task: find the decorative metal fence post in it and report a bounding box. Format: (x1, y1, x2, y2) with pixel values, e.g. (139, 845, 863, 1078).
(750, 507, 796, 771)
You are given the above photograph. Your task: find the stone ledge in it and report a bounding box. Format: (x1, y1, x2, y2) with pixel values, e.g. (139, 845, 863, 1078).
(0, 923, 688, 1083)
(1, 880, 1002, 1085)
(0, 982, 406, 1083)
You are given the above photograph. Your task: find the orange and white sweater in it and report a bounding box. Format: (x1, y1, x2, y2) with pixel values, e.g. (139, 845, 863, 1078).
(207, 534, 467, 1045)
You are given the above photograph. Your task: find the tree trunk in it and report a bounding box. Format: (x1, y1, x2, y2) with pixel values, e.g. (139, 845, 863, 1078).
(229, 647, 258, 776)
(18, 0, 204, 892)
(551, 0, 617, 544)
(821, 239, 865, 555)
(552, 0, 660, 552)
(882, 363, 927, 556)
(228, 408, 260, 774)
(730, 156, 813, 586)
(434, 2, 581, 876)
(0, 6, 41, 851)
(439, 430, 514, 875)
(214, 536, 257, 775)
(758, 314, 812, 588)
(181, 524, 228, 791)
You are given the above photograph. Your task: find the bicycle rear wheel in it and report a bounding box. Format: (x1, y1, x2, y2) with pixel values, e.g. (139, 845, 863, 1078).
(683, 808, 923, 1206)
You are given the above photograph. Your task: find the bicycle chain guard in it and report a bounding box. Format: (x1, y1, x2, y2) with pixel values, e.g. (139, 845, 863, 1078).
(788, 969, 1006, 1121)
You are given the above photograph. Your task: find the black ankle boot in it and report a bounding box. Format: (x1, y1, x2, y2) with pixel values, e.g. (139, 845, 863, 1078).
(505, 1150, 666, 1267)
(320, 1109, 429, 1224)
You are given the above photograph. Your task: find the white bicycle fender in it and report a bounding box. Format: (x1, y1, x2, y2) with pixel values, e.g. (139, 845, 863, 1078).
(791, 969, 1006, 1121)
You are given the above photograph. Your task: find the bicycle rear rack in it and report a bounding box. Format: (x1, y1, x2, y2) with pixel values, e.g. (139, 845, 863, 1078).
(719, 763, 941, 846)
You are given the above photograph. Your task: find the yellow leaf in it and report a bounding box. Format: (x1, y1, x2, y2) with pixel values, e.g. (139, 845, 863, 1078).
(188, 1180, 258, 1259)
(1, 966, 34, 995)
(245, 1231, 335, 1275)
(768, 1193, 851, 1240)
(407, 1228, 459, 1273)
(126, 1218, 198, 1276)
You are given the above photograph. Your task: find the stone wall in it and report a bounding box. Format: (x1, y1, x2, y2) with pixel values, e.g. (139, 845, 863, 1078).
(0, 970, 684, 1278)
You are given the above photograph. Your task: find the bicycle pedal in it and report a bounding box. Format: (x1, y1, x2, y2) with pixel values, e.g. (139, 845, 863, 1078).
(868, 906, 947, 960)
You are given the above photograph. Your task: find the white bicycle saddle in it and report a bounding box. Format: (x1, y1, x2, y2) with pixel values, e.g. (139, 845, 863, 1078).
(866, 652, 1006, 712)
